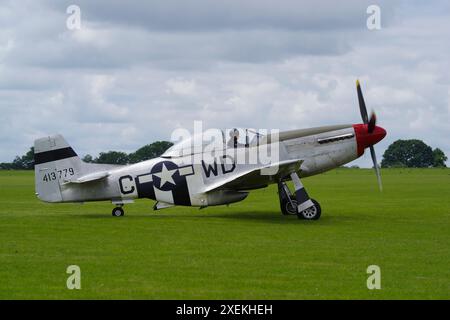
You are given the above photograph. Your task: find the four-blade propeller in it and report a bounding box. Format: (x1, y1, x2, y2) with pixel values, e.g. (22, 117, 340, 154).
(356, 80, 383, 191)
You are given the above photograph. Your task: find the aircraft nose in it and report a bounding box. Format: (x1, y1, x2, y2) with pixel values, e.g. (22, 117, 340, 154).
(353, 124, 387, 156)
(372, 125, 387, 143)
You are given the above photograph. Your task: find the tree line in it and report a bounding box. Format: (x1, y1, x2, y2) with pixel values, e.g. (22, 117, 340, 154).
(381, 139, 447, 168)
(0, 141, 173, 170)
(0, 138, 446, 170)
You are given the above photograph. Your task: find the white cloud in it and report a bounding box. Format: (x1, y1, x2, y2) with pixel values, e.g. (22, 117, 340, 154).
(165, 78, 198, 96)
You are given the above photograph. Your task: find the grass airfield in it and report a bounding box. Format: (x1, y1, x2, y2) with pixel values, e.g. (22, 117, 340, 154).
(0, 168, 448, 299)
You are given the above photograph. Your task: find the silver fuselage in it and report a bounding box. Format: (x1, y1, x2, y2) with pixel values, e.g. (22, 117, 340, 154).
(43, 124, 359, 207)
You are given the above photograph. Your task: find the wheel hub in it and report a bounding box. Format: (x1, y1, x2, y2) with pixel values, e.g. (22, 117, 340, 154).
(302, 206, 317, 219)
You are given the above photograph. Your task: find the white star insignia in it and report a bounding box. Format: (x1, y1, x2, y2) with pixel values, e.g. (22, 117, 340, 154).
(153, 163, 177, 188)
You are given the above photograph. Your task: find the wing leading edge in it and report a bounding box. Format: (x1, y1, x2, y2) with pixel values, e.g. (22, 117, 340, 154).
(202, 159, 303, 193)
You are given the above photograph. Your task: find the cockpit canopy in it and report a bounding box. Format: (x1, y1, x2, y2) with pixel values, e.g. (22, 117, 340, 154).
(162, 128, 265, 158)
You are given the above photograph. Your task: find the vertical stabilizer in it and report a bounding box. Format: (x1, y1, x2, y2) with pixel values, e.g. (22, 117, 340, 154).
(34, 135, 83, 202)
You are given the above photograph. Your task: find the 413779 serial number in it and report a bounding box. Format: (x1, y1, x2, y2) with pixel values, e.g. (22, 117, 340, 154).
(42, 168, 75, 182)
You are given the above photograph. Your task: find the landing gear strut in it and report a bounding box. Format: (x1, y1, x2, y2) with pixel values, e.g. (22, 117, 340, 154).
(278, 173, 321, 220)
(112, 206, 124, 217)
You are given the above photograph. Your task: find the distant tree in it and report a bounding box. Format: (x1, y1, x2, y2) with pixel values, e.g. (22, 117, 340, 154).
(128, 141, 173, 164)
(11, 156, 24, 169)
(21, 147, 34, 169)
(82, 154, 94, 163)
(381, 139, 434, 168)
(0, 162, 13, 170)
(7, 147, 35, 170)
(432, 148, 447, 167)
(94, 151, 129, 165)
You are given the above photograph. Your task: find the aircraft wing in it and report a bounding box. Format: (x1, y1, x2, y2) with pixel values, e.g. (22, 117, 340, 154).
(202, 159, 303, 193)
(64, 170, 110, 184)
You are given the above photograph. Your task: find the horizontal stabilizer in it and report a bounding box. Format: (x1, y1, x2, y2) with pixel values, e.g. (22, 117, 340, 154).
(64, 170, 110, 184)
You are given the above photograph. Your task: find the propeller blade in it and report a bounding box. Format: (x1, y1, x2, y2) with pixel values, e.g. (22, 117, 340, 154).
(356, 79, 369, 124)
(370, 146, 383, 191)
(368, 112, 377, 133)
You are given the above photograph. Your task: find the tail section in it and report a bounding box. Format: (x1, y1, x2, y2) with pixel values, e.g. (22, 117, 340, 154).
(34, 134, 83, 202)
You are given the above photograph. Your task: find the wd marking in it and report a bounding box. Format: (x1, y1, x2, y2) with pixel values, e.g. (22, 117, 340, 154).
(201, 156, 236, 178)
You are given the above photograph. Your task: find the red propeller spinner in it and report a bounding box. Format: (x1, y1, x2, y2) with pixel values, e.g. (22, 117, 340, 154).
(353, 116, 387, 157)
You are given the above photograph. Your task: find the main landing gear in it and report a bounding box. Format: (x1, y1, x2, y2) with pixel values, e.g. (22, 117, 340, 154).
(278, 173, 321, 220)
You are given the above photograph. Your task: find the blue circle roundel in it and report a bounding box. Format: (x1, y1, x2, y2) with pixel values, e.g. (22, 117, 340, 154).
(150, 161, 183, 191)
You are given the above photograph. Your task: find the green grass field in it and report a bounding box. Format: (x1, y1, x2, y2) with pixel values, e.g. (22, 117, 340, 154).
(0, 169, 449, 299)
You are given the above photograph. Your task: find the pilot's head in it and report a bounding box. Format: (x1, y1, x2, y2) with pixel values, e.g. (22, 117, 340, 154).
(230, 128, 239, 139)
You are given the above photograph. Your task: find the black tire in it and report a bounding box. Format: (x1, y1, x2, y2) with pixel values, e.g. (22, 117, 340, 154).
(112, 207, 124, 217)
(281, 195, 298, 215)
(297, 199, 321, 220)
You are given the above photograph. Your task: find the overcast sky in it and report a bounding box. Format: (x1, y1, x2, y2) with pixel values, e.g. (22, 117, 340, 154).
(0, 0, 449, 167)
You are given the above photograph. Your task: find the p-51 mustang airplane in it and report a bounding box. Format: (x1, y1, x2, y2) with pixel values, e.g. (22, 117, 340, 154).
(34, 81, 386, 219)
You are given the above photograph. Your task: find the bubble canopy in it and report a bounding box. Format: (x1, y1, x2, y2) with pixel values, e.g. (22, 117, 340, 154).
(161, 128, 265, 158)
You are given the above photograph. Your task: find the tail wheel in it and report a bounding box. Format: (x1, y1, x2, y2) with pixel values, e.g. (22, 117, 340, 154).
(112, 207, 124, 217)
(297, 199, 321, 220)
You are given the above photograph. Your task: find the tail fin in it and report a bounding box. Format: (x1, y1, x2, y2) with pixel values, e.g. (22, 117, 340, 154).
(34, 134, 83, 202)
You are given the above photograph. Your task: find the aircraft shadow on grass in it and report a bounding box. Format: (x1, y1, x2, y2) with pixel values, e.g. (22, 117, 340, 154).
(74, 210, 359, 225)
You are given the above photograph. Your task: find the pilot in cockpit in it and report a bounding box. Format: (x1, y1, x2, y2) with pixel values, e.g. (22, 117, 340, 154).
(227, 128, 244, 148)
